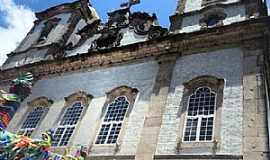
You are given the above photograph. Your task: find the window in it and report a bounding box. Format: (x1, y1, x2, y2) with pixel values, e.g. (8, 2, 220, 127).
(199, 8, 226, 28)
(18, 107, 48, 137)
(93, 86, 138, 148)
(18, 97, 52, 137)
(184, 87, 216, 141)
(37, 18, 60, 44)
(95, 96, 129, 144)
(183, 87, 216, 142)
(52, 101, 85, 146)
(205, 15, 224, 27)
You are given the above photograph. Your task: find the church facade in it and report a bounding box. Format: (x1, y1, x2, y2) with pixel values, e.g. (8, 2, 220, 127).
(0, 0, 270, 159)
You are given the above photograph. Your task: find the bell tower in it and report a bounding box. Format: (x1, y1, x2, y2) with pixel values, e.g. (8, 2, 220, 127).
(170, 0, 268, 33)
(2, 0, 100, 70)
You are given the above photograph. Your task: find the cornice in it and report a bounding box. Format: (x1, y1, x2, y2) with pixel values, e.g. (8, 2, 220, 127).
(0, 17, 269, 84)
(35, 0, 90, 21)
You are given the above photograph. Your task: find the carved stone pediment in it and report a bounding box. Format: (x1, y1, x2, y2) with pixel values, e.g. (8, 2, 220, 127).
(67, 4, 168, 52)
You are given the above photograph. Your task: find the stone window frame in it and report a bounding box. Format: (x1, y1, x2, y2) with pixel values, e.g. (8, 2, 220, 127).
(52, 91, 93, 147)
(182, 86, 217, 142)
(36, 17, 61, 44)
(199, 7, 227, 29)
(176, 76, 224, 153)
(18, 97, 53, 137)
(93, 86, 138, 149)
(95, 96, 130, 145)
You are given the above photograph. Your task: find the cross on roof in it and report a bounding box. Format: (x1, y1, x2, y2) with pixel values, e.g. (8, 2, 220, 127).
(120, 0, 141, 8)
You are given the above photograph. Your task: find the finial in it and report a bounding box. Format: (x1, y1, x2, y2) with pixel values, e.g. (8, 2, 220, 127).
(120, 0, 140, 8)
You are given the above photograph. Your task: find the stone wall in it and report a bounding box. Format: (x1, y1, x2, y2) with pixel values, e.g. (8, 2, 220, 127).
(183, 0, 240, 13)
(1, 15, 270, 160)
(156, 47, 244, 155)
(180, 4, 246, 33)
(242, 47, 269, 160)
(7, 60, 159, 156)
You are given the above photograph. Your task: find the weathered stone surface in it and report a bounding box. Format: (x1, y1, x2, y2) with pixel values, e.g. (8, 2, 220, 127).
(1, 0, 270, 160)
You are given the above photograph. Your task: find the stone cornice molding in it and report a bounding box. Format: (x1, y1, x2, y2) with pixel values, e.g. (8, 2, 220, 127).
(0, 17, 269, 84)
(35, 0, 91, 21)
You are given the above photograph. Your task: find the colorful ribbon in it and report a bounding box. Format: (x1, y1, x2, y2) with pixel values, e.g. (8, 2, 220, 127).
(0, 128, 87, 160)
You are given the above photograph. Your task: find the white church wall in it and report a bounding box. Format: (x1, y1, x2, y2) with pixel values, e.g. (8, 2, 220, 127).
(2, 48, 49, 69)
(7, 60, 159, 156)
(180, 4, 246, 33)
(184, 0, 241, 13)
(184, 0, 203, 13)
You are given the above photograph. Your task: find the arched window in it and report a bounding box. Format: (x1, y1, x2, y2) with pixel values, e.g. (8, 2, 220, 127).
(183, 87, 216, 142)
(52, 101, 85, 146)
(199, 7, 226, 28)
(52, 91, 92, 147)
(205, 14, 224, 27)
(94, 86, 138, 145)
(18, 97, 53, 137)
(95, 96, 130, 144)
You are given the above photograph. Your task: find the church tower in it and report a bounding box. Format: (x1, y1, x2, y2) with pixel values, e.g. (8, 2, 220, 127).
(170, 0, 268, 32)
(2, 0, 99, 70)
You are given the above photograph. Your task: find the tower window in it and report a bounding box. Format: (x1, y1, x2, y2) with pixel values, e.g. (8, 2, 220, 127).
(18, 106, 49, 137)
(52, 101, 85, 146)
(183, 87, 216, 142)
(37, 18, 60, 44)
(200, 8, 226, 28)
(205, 15, 224, 27)
(95, 96, 130, 144)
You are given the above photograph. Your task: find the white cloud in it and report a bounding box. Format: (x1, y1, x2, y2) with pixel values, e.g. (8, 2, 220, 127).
(0, 0, 36, 66)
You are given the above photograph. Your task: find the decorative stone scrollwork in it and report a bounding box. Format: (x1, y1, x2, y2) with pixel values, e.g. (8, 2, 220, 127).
(64, 91, 93, 107)
(27, 97, 54, 108)
(148, 26, 168, 40)
(74, 5, 168, 51)
(107, 7, 129, 28)
(130, 12, 154, 35)
(91, 28, 123, 49)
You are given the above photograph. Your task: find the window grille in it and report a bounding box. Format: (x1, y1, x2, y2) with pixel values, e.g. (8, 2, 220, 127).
(95, 96, 129, 144)
(18, 106, 48, 137)
(183, 87, 216, 142)
(52, 101, 84, 146)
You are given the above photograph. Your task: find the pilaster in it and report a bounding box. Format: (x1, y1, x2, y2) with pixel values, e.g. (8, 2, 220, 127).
(135, 54, 177, 160)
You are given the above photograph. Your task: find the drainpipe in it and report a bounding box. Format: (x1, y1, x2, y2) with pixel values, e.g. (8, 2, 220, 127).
(264, 77, 270, 151)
